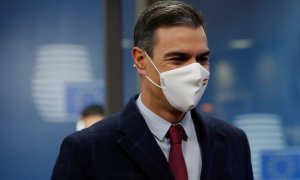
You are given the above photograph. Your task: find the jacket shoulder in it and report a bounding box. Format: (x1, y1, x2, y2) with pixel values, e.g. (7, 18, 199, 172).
(199, 112, 247, 138)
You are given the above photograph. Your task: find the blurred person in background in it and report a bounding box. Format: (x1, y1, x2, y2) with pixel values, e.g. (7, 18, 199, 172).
(52, 1, 253, 179)
(76, 104, 104, 131)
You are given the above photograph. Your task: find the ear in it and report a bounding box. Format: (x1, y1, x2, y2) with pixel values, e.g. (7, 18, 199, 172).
(132, 47, 147, 75)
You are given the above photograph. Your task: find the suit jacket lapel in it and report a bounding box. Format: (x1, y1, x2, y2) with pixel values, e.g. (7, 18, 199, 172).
(192, 111, 230, 180)
(116, 97, 173, 180)
(191, 111, 216, 180)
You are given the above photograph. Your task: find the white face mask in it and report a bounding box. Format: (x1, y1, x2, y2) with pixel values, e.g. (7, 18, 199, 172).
(144, 52, 210, 112)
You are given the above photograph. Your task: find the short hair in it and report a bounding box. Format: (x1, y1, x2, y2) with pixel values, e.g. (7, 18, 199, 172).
(81, 104, 104, 117)
(134, 0, 205, 57)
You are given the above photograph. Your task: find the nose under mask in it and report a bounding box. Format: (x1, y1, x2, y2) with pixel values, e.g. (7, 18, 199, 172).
(144, 52, 210, 112)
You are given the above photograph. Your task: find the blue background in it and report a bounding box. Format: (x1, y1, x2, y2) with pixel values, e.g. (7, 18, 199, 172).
(66, 82, 105, 118)
(262, 150, 300, 179)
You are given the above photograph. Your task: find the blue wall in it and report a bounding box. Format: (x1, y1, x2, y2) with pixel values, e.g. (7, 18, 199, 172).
(0, 0, 104, 179)
(198, 0, 300, 135)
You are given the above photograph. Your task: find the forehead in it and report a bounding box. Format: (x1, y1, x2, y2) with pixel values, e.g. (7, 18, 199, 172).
(152, 26, 208, 56)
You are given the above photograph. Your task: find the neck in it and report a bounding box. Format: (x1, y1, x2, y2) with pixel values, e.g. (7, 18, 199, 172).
(140, 93, 185, 124)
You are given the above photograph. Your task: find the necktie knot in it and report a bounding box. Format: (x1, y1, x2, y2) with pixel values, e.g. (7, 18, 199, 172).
(168, 125, 184, 145)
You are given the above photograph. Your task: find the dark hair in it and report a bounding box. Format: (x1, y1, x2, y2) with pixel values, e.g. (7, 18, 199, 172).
(134, 0, 205, 57)
(81, 104, 104, 117)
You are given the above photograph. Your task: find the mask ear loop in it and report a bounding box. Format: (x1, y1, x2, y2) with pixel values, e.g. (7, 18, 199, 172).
(144, 52, 161, 74)
(145, 76, 161, 88)
(144, 52, 162, 89)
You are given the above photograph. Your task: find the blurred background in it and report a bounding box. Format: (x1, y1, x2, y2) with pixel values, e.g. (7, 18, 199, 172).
(0, 0, 299, 179)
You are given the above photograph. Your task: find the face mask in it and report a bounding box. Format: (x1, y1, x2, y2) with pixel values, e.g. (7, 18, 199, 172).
(144, 52, 210, 112)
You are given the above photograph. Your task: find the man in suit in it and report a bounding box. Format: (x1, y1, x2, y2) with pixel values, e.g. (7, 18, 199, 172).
(52, 1, 253, 179)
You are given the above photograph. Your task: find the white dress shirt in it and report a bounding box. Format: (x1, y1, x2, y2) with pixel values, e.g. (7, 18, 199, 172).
(136, 95, 202, 180)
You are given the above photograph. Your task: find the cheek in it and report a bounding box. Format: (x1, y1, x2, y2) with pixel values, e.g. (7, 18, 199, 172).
(145, 63, 161, 83)
(160, 62, 183, 72)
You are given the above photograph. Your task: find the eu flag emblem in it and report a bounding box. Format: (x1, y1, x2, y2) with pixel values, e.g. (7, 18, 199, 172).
(65, 81, 105, 120)
(262, 149, 300, 179)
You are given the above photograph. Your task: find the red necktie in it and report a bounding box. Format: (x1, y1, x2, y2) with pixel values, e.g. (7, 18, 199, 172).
(168, 125, 188, 180)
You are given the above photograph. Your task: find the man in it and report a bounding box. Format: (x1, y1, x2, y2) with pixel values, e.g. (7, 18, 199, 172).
(76, 104, 104, 131)
(52, 1, 253, 179)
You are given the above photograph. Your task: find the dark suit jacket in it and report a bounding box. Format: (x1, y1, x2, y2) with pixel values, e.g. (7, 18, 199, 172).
(52, 96, 253, 180)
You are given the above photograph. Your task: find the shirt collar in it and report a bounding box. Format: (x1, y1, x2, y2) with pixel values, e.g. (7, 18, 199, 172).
(136, 94, 193, 141)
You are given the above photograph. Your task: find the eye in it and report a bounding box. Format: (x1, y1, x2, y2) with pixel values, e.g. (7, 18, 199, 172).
(168, 56, 189, 65)
(196, 56, 209, 66)
(196, 50, 211, 66)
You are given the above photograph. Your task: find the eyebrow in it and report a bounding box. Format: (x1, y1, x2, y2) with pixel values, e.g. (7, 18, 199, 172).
(197, 50, 211, 57)
(163, 52, 189, 58)
(163, 50, 211, 58)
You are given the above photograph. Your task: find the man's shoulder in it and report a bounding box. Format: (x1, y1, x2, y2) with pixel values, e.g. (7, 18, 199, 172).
(196, 112, 246, 137)
(66, 113, 121, 144)
(64, 96, 141, 144)
(202, 113, 236, 128)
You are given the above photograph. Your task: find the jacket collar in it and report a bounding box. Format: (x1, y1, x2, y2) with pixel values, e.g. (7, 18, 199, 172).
(116, 95, 226, 180)
(116, 95, 174, 180)
(192, 111, 230, 179)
